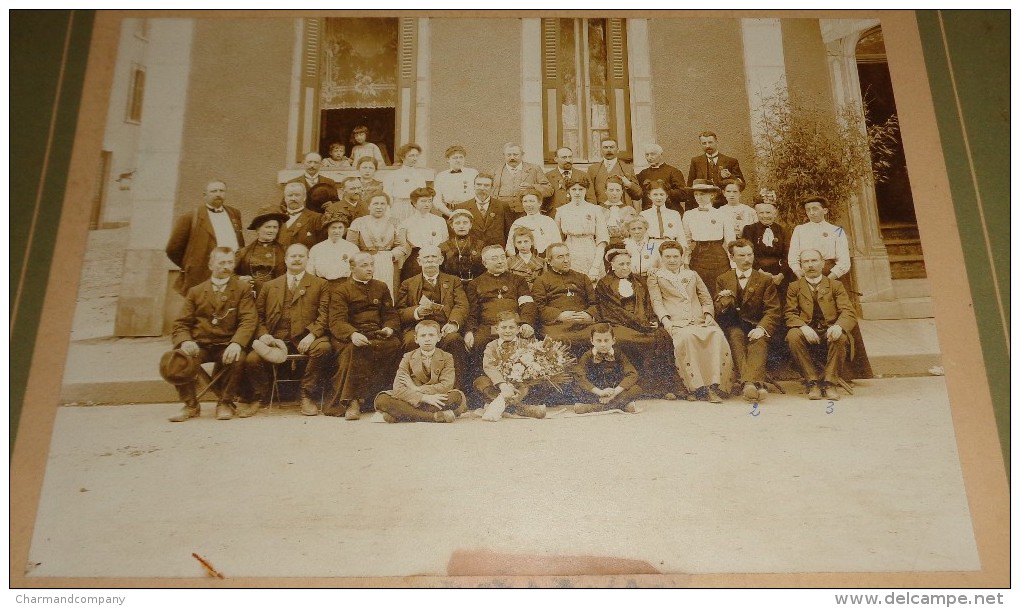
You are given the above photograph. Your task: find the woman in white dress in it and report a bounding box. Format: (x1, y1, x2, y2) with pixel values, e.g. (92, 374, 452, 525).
(505, 189, 561, 256)
(307, 207, 361, 282)
(647, 240, 734, 402)
(553, 177, 610, 282)
(622, 216, 662, 277)
(398, 186, 449, 282)
(346, 192, 407, 297)
(383, 143, 429, 223)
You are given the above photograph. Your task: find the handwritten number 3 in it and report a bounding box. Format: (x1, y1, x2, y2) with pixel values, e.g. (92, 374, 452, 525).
(826, 401, 834, 414)
(749, 403, 760, 417)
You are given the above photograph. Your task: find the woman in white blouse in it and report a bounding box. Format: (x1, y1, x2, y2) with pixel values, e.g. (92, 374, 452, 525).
(683, 179, 736, 297)
(347, 192, 407, 296)
(506, 188, 561, 256)
(554, 176, 610, 282)
(398, 186, 449, 282)
(383, 143, 430, 223)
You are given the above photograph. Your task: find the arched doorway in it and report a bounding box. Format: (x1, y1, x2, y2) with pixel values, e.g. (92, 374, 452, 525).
(856, 27, 925, 279)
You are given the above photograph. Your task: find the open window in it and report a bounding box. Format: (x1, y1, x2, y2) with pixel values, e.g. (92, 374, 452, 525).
(296, 17, 420, 167)
(541, 18, 632, 163)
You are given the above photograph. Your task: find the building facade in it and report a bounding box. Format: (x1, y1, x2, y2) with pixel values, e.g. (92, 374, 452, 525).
(103, 15, 920, 336)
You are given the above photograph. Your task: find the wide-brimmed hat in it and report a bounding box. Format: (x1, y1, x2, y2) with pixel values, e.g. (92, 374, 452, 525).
(247, 206, 290, 231)
(604, 248, 630, 263)
(252, 337, 289, 364)
(688, 179, 720, 192)
(320, 207, 352, 229)
(159, 349, 199, 385)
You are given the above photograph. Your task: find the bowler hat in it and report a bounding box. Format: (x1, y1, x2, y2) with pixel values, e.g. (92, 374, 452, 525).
(252, 337, 289, 364)
(247, 206, 290, 231)
(159, 349, 199, 385)
(689, 179, 720, 192)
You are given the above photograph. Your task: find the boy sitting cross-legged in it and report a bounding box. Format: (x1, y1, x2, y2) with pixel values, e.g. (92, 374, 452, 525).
(571, 323, 643, 414)
(374, 320, 467, 423)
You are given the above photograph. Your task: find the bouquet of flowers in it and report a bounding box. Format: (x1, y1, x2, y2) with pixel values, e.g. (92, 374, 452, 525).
(482, 337, 575, 421)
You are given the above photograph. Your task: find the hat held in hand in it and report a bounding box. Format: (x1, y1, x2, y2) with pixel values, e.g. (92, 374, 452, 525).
(159, 349, 199, 385)
(252, 337, 289, 364)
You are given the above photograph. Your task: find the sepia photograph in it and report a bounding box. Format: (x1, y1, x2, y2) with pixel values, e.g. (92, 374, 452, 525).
(10, 10, 1009, 588)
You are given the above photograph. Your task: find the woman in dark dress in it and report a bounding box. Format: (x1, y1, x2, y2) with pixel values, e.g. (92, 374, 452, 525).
(235, 205, 289, 297)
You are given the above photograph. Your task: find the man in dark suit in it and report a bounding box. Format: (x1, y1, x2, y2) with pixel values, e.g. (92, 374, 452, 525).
(687, 131, 744, 206)
(464, 245, 537, 356)
(531, 243, 597, 356)
(394, 244, 470, 391)
(167, 247, 257, 422)
(491, 142, 553, 219)
(245, 243, 332, 417)
(714, 239, 781, 402)
(325, 252, 403, 420)
(585, 139, 642, 209)
(636, 143, 687, 212)
(325, 176, 369, 221)
(544, 146, 587, 214)
(278, 182, 323, 251)
(165, 180, 245, 295)
(287, 151, 337, 201)
(784, 249, 856, 401)
(452, 172, 513, 247)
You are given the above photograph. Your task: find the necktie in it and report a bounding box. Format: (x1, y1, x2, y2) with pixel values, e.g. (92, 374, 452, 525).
(563, 171, 570, 180)
(656, 207, 665, 237)
(479, 204, 488, 216)
(289, 276, 298, 292)
(738, 273, 749, 289)
(207, 206, 224, 214)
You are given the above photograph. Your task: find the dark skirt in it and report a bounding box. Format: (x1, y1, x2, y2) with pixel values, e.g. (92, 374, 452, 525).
(689, 239, 729, 297)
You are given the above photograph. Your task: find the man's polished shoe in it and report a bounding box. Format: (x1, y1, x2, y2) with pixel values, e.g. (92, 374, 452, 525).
(742, 382, 759, 402)
(382, 412, 398, 423)
(823, 384, 841, 401)
(345, 399, 361, 421)
(807, 384, 823, 400)
(433, 410, 456, 423)
(236, 401, 261, 418)
(300, 396, 319, 416)
(168, 401, 200, 423)
(216, 402, 235, 420)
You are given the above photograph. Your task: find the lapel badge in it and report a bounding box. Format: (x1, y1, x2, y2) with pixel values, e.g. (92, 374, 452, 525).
(667, 223, 674, 228)
(711, 219, 717, 224)
(211, 318, 219, 325)
(501, 285, 508, 292)
(373, 298, 380, 304)
(264, 252, 272, 258)
(822, 232, 829, 238)
(489, 212, 495, 218)
(299, 288, 306, 296)
(220, 295, 228, 302)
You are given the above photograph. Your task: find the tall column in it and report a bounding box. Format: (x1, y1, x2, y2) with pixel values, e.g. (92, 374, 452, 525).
(741, 18, 788, 181)
(826, 34, 895, 311)
(626, 19, 655, 169)
(414, 18, 431, 156)
(114, 19, 194, 336)
(520, 18, 544, 164)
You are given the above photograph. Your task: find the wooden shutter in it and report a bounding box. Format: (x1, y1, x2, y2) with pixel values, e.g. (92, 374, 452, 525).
(605, 18, 631, 156)
(541, 19, 561, 163)
(395, 18, 418, 149)
(298, 17, 322, 162)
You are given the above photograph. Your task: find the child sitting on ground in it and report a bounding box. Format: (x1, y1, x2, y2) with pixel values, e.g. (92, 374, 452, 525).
(374, 320, 467, 423)
(472, 311, 548, 419)
(571, 323, 642, 414)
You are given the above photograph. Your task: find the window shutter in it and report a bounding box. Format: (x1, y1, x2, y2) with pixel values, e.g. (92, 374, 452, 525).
(605, 18, 631, 156)
(394, 18, 418, 150)
(299, 17, 323, 162)
(541, 19, 560, 163)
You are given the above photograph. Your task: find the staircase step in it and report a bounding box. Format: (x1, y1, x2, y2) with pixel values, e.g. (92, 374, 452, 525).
(884, 240, 925, 257)
(880, 222, 921, 241)
(893, 278, 930, 299)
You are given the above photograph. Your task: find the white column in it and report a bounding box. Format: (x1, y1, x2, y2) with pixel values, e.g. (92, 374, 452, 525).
(414, 18, 431, 157)
(520, 18, 544, 165)
(115, 18, 194, 336)
(740, 18, 787, 178)
(626, 19, 655, 169)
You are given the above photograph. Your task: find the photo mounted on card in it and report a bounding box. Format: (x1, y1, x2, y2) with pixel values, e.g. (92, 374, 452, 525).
(10, 10, 1008, 588)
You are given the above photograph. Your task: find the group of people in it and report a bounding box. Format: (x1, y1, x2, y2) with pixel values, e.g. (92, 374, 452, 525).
(161, 131, 870, 424)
